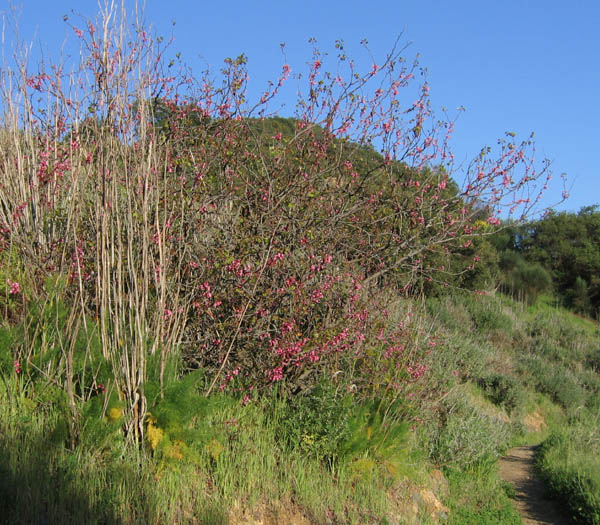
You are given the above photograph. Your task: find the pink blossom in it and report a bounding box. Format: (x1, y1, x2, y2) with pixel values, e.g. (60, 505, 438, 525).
(281, 321, 295, 334)
(270, 366, 284, 382)
(407, 363, 428, 379)
(7, 280, 20, 295)
(268, 252, 285, 267)
(310, 289, 324, 303)
(199, 281, 212, 298)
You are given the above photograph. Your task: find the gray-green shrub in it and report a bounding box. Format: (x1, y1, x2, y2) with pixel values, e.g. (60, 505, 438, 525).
(427, 391, 512, 469)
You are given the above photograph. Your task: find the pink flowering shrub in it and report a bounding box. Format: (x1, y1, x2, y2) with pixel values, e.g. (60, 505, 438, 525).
(0, 6, 559, 438)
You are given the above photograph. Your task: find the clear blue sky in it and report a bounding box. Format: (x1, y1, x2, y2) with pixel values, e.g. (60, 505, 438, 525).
(5, 0, 599, 214)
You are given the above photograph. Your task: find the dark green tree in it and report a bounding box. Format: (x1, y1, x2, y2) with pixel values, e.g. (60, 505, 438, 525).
(517, 205, 600, 315)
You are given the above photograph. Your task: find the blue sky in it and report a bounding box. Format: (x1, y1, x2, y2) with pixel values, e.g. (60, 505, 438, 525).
(5, 0, 600, 214)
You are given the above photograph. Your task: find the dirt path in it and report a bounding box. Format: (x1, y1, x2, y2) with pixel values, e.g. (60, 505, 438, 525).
(498, 446, 572, 525)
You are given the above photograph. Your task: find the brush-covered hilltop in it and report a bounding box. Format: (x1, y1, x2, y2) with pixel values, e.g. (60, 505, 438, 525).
(0, 5, 598, 524)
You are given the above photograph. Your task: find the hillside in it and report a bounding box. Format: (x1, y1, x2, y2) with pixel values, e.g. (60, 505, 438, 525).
(425, 292, 600, 524)
(1, 290, 598, 523)
(0, 5, 598, 524)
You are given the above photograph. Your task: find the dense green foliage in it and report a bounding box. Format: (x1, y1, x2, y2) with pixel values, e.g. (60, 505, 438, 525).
(504, 206, 600, 317)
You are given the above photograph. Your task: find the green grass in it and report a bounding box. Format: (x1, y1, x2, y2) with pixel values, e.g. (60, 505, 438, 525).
(1, 289, 598, 523)
(443, 461, 522, 525)
(536, 415, 600, 524)
(0, 373, 426, 524)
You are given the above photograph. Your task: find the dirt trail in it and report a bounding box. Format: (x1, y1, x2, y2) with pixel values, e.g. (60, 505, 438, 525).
(498, 446, 572, 525)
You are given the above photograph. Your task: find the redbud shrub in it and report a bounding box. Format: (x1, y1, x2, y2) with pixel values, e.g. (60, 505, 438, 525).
(0, 6, 558, 438)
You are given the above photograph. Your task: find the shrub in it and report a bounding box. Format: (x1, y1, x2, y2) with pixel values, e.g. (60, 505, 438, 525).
(278, 381, 410, 481)
(277, 379, 354, 464)
(465, 297, 513, 333)
(337, 398, 410, 480)
(519, 355, 587, 413)
(426, 334, 491, 383)
(0, 3, 557, 441)
(428, 390, 512, 469)
(499, 251, 552, 305)
(478, 373, 526, 415)
(426, 295, 474, 333)
(568, 276, 593, 315)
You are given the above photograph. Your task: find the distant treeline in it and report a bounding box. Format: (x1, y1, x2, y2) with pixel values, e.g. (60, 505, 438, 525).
(467, 206, 600, 318)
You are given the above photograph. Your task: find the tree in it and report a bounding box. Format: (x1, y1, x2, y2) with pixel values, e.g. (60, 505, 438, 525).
(519, 206, 600, 315)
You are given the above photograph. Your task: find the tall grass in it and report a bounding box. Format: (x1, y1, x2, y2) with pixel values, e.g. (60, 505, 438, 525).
(0, 371, 417, 524)
(537, 415, 600, 524)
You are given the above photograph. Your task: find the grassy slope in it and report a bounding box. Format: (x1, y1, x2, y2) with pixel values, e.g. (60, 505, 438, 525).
(0, 292, 598, 524)
(425, 292, 600, 524)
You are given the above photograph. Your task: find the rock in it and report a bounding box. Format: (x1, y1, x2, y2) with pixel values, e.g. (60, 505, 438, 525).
(523, 410, 546, 433)
(430, 469, 448, 496)
(418, 488, 449, 521)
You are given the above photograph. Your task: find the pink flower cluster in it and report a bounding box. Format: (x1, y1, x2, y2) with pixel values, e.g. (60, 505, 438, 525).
(407, 363, 428, 380)
(6, 280, 20, 295)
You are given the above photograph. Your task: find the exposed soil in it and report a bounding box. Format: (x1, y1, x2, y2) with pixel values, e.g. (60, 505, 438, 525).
(498, 446, 572, 525)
